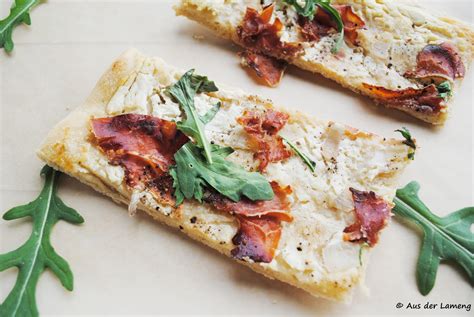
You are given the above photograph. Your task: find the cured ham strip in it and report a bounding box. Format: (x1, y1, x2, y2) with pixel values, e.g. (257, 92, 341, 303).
(362, 83, 444, 114)
(237, 4, 300, 58)
(344, 188, 392, 246)
(299, 5, 365, 46)
(91, 114, 188, 202)
(205, 182, 293, 221)
(237, 109, 292, 172)
(231, 215, 283, 263)
(337, 5, 366, 46)
(240, 50, 287, 87)
(91, 114, 188, 171)
(405, 42, 465, 82)
(298, 14, 332, 43)
(205, 182, 293, 263)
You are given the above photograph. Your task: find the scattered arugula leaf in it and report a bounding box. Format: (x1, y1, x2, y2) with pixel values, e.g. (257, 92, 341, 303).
(170, 142, 274, 206)
(282, 137, 316, 173)
(283, 0, 344, 53)
(0, 165, 84, 317)
(201, 102, 221, 124)
(395, 127, 416, 160)
(437, 81, 452, 102)
(189, 73, 218, 93)
(393, 181, 473, 295)
(167, 69, 218, 164)
(1, 0, 42, 53)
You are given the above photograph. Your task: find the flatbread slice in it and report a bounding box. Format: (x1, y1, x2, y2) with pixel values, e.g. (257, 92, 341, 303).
(38, 49, 413, 302)
(175, 0, 474, 124)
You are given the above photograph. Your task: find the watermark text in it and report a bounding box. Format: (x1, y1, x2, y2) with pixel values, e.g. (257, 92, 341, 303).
(395, 302, 471, 312)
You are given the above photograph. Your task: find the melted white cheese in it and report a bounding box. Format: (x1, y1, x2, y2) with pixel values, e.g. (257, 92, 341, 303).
(84, 58, 410, 299)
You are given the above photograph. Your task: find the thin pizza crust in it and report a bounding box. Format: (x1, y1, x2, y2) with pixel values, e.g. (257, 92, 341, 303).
(175, 0, 474, 124)
(38, 49, 412, 302)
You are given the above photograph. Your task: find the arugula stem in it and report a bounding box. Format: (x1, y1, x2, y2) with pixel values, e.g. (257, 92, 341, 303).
(317, 2, 344, 53)
(0, 2, 33, 33)
(11, 171, 55, 315)
(282, 137, 316, 173)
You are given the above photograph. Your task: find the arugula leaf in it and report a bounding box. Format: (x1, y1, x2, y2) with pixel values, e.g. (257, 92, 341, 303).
(0, 165, 84, 317)
(393, 182, 473, 295)
(189, 73, 218, 93)
(282, 137, 316, 173)
(317, 2, 344, 53)
(168, 69, 218, 164)
(170, 142, 274, 206)
(0, 0, 42, 53)
(437, 81, 452, 101)
(283, 0, 344, 53)
(395, 127, 416, 160)
(283, 0, 320, 19)
(201, 102, 221, 124)
(168, 71, 275, 206)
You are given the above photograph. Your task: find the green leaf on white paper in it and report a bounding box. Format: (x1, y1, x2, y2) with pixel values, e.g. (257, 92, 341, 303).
(0, 166, 84, 317)
(0, 0, 43, 53)
(393, 181, 473, 295)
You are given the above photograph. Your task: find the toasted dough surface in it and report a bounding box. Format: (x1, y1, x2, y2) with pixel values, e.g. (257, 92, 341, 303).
(175, 0, 474, 124)
(38, 49, 412, 301)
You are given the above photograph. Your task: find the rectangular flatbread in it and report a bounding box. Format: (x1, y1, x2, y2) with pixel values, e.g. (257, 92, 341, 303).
(175, 0, 474, 124)
(38, 49, 413, 301)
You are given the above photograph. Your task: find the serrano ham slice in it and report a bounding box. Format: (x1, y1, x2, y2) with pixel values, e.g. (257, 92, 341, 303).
(344, 188, 392, 246)
(91, 114, 188, 202)
(405, 42, 465, 82)
(237, 109, 292, 172)
(205, 182, 292, 220)
(231, 215, 283, 263)
(362, 83, 444, 114)
(237, 4, 300, 58)
(205, 182, 293, 263)
(239, 50, 287, 87)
